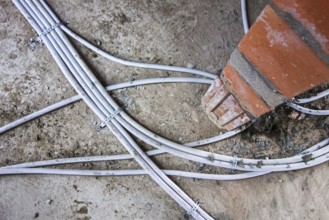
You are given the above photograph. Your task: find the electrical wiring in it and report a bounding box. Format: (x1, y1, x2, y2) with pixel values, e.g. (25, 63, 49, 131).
(288, 89, 329, 116)
(10, 0, 329, 174)
(58, 24, 216, 80)
(3, 128, 243, 169)
(0, 77, 213, 134)
(287, 102, 329, 116)
(40, 0, 329, 172)
(35, 0, 247, 172)
(0, 167, 269, 180)
(241, 0, 249, 33)
(34, 1, 329, 172)
(41, 0, 326, 172)
(3, 152, 329, 177)
(4, 0, 329, 219)
(1, 137, 327, 181)
(16, 1, 213, 219)
(292, 89, 329, 104)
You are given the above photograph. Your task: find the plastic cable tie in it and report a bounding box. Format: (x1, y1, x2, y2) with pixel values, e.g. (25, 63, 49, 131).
(231, 155, 238, 172)
(188, 201, 200, 216)
(96, 106, 124, 132)
(40, 22, 61, 36)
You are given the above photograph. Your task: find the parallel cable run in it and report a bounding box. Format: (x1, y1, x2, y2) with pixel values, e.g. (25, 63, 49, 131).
(11, 0, 214, 219)
(2, 1, 328, 219)
(287, 101, 329, 116)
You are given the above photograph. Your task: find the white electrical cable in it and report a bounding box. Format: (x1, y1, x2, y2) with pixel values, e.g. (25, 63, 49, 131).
(59, 26, 216, 80)
(6, 1, 329, 218)
(287, 102, 329, 116)
(36, 1, 257, 172)
(292, 89, 329, 104)
(21, 1, 212, 218)
(0, 77, 213, 134)
(4, 153, 329, 176)
(241, 0, 249, 33)
(13, 0, 329, 174)
(0, 0, 262, 174)
(3, 128, 243, 169)
(0, 168, 269, 180)
(35, 0, 217, 80)
(11, 0, 328, 175)
(3, 134, 329, 178)
(2, 137, 326, 181)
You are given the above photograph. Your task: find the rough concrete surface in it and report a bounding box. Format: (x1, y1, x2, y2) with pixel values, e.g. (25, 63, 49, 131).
(0, 0, 329, 219)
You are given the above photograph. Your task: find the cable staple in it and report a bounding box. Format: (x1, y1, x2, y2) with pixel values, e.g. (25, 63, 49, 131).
(188, 201, 200, 216)
(96, 106, 125, 132)
(40, 22, 61, 36)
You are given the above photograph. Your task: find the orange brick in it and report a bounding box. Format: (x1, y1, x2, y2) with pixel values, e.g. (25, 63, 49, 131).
(201, 77, 221, 105)
(205, 86, 230, 113)
(273, 0, 329, 55)
(213, 95, 245, 126)
(201, 77, 228, 111)
(223, 113, 250, 131)
(238, 5, 329, 98)
(221, 64, 270, 117)
(202, 77, 249, 129)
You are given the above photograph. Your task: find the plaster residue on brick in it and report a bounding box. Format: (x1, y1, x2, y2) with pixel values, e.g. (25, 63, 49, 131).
(273, 0, 329, 54)
(286, 7, 328, 52)
(261, 10, 298, 49)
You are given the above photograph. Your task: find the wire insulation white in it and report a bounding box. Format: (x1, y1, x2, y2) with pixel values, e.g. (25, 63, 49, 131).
(241, 0, 249, 33)
(0, 77, 212, 134)
(292, 89, 329, 104)
(287, 102, 329, 116)
(5, 1, 329, 219)
(21, 1, 212, 218)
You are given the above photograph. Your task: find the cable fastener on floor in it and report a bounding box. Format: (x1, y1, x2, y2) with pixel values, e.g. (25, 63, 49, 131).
(230, 155, 238, 173)
(187, 201, 200, 216)
(40, 22, 61, 36)
(96, 106, 125, 132)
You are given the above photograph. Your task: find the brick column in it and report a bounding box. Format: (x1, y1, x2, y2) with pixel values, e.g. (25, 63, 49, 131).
(202, 1, 329, 130)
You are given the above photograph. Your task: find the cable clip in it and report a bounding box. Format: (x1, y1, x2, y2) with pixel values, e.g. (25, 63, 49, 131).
(40, 22, 61, 36)
(96, 107, 124, 132)
(187, 201, 200, 216)
(230, 155, 238, 173)
(287, 98, 296, 103)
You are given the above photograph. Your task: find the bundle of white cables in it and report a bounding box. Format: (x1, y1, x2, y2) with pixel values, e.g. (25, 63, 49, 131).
(1, 1, 328, 219)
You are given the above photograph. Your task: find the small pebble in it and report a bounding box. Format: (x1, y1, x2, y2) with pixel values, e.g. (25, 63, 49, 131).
(46, 199, 53, 204)
(186, 62, 195, 69)
(95, 40, 102, 46)
(288, 111, 299, 120)
(297, 113, 305, 120)
(324, 117, 329, 125)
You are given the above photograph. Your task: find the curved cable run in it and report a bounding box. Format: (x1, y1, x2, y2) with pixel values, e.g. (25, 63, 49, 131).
(1, 138, 327, 181)
(0, 77, 213, 134)
(61, 25, 217, 79)
(287, 102, 329, 116)
(5, 1, 329, 219)
(0, 168, 270, 180)
(3, 128, 243, 169)
(9, 0, 329, 184)
(14, 1, 213, 219)
(292, 89, 329, 104)
(241, 0, 249, 33)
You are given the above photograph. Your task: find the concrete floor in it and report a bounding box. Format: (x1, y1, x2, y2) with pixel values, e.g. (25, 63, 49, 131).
(0, 0, 329, 219)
